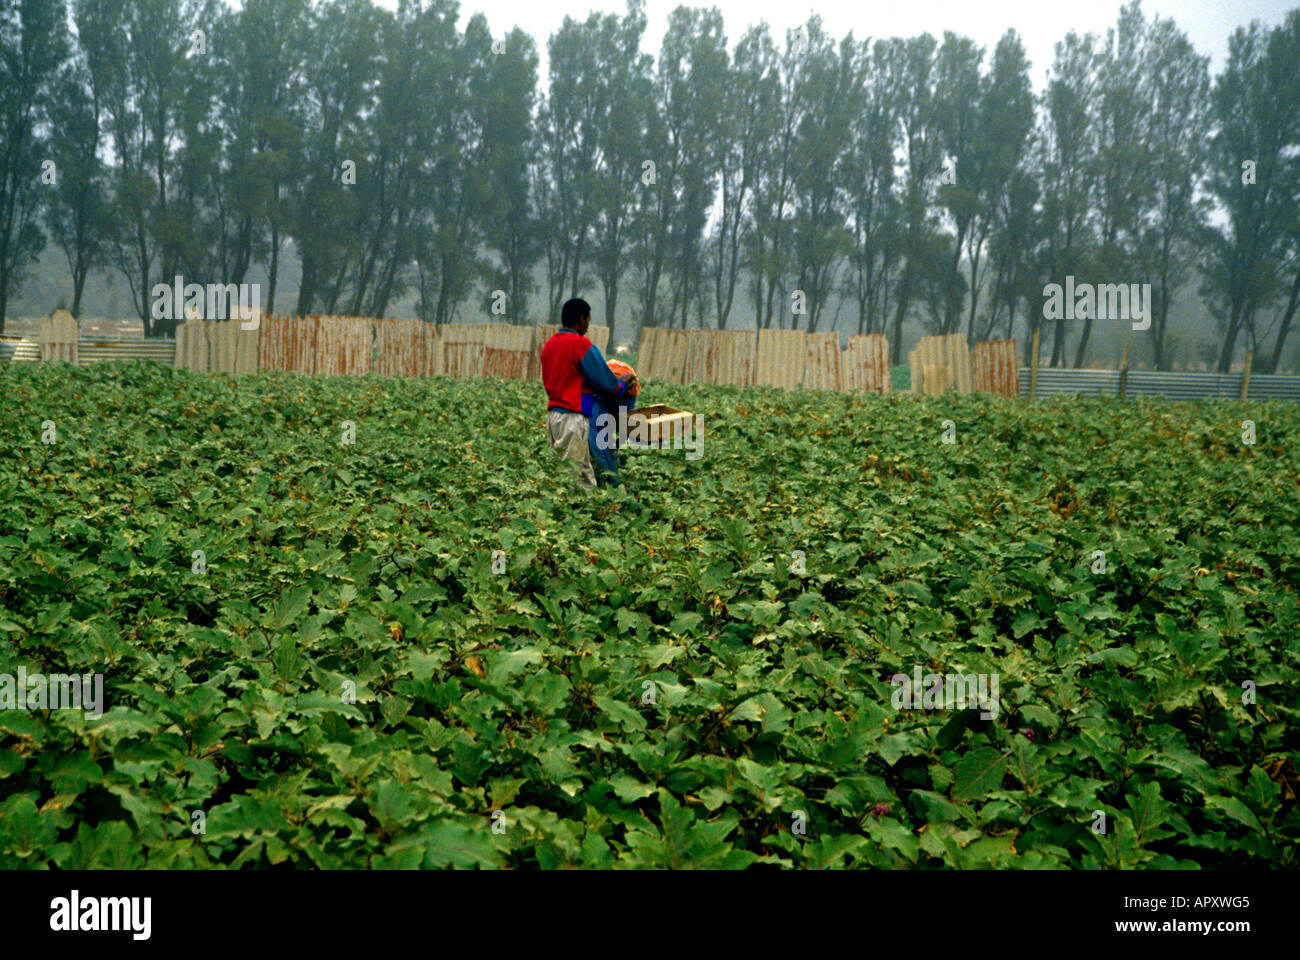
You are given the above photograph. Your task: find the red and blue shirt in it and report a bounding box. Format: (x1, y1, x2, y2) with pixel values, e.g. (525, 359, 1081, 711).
(541, 328, 628, 416)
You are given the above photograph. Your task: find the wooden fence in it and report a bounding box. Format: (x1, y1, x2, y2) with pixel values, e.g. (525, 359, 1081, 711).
(635, 326, 892, 394)
(12, 310, 1030, 399)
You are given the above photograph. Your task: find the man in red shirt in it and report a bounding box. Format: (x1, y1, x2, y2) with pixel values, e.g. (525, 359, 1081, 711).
(540, 298, 634, 491)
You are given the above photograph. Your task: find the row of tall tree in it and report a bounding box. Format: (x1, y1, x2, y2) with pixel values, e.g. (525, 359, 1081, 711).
(2, 0, 1298, 369)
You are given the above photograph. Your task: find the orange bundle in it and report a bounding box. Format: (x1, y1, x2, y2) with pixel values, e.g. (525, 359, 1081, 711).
(607, 358, 640, 396)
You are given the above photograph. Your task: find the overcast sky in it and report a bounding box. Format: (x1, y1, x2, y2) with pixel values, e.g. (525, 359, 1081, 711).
(364, 0, 1297, 87)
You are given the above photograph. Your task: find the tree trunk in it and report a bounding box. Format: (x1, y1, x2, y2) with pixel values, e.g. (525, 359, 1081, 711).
(296, 250, 316, 315)
(1072, 315, 1093, 368)
(891, 264, 912, 365)
(267, 226, 280, 315)
(1265, 264, 1300, 374)
(1216, 307, 1244, 373)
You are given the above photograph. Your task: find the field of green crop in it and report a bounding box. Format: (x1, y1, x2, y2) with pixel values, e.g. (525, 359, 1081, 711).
(1, 360, 1297, 868)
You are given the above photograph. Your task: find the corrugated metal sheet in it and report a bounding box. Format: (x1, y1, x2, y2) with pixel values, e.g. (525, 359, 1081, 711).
(0, 336, 41, 363)
(910, 334, 973, 395)
(636, 326, 665, 380)
(173, 320, 256, 374)
(260, 314, 318, 373)
(723, 330, 757, 387)
(174, 321, 207, 370)
(973, 339, 1020, 397)
(843, 334, 890, 394)
(76, 338, 176, 366)
(755, 328, 806, 389)
(375, 318, 429, 377)
(528, 324, 559, 381)
(440, 323, 486, 378)
(661, 329, 690, 384)
(317, 315, 373, 376)
(482, 323, 534, 379)
(636, 326, 690, 384)
(237, 322, 258, 374)
(683, 330, 712, 384)
(205, 320, 259, 375)
(1018, 367, 1300, 401)
(804, 331, 842, 391)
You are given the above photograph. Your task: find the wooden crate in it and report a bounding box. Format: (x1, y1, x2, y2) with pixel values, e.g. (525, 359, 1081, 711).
(624, 403, 699, 446)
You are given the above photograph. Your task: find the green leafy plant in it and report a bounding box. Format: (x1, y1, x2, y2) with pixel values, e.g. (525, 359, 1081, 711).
(0, 361, 1296, 868)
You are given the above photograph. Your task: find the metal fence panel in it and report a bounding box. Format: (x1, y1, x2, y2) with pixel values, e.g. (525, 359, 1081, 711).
(260, 314, 318, 373)
(804, 332, 842, 391)
(76, 338, 175, 366)
(440, 323, 486, 378)
(528, 324, 559, 381)
(317, 315, 373, 376)
(973, 340, 1020, 397)
(483, 323, 534, 379)
(636, 326, 690, 384)
(755, 329, 806, 389)
(375, 318, 429, 377)
(843, 334, 890, 394)
(1018, 367, 1300, 401)
(636, 326, 664, 380)
(587, 324, 611, 356)
(723, 330, 757, 387)
(911, 333, 973, 395)
(174, 321, 206, 370)
(0, 336, 41, 363)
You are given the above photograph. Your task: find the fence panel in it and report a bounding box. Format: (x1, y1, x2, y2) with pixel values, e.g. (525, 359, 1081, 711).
(174, 321, 207, 370)
(659, 329, 690, 384)
(911, 334, 972, 395)
(722, 330, 758, 387)
(527, 324, 559, 381)
(755, 329, 806, 389)
(316, 316, 373, 376)
(973, 339, 1020, 397)
(483, 323, 535, 379)
(0, 335, 40, 363)
(1020, 367, 1300, 401)
(206, 320, 229, 374)
(804, 332, 842, 391)
(260, 314, 318, 373)
(587, 324, 611, 356)
(440, 323, 486, 378)
(683, 330, 714, 384)
(634, 323, 686, 379)
(843, 334, 891, 394)
(375, 318, 428, 377)
(236, 321, 259, 374)
(204, 319, 257, 375)
(951, 334, 974, 392)
(40, 310, 78, 364)
(636, 326, 664, 380)
(76, 338, 175, 366)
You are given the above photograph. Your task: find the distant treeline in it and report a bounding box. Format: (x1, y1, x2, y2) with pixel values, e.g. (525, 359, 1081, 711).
(1, 0, 1298, 371)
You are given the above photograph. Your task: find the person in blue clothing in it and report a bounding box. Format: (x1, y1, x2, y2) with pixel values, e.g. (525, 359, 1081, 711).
(539, 298, 635, 491)
(589, 358, 638, 487)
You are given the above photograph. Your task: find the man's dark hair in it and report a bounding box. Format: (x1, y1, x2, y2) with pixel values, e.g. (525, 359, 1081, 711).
(561, 298, 591, 328)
